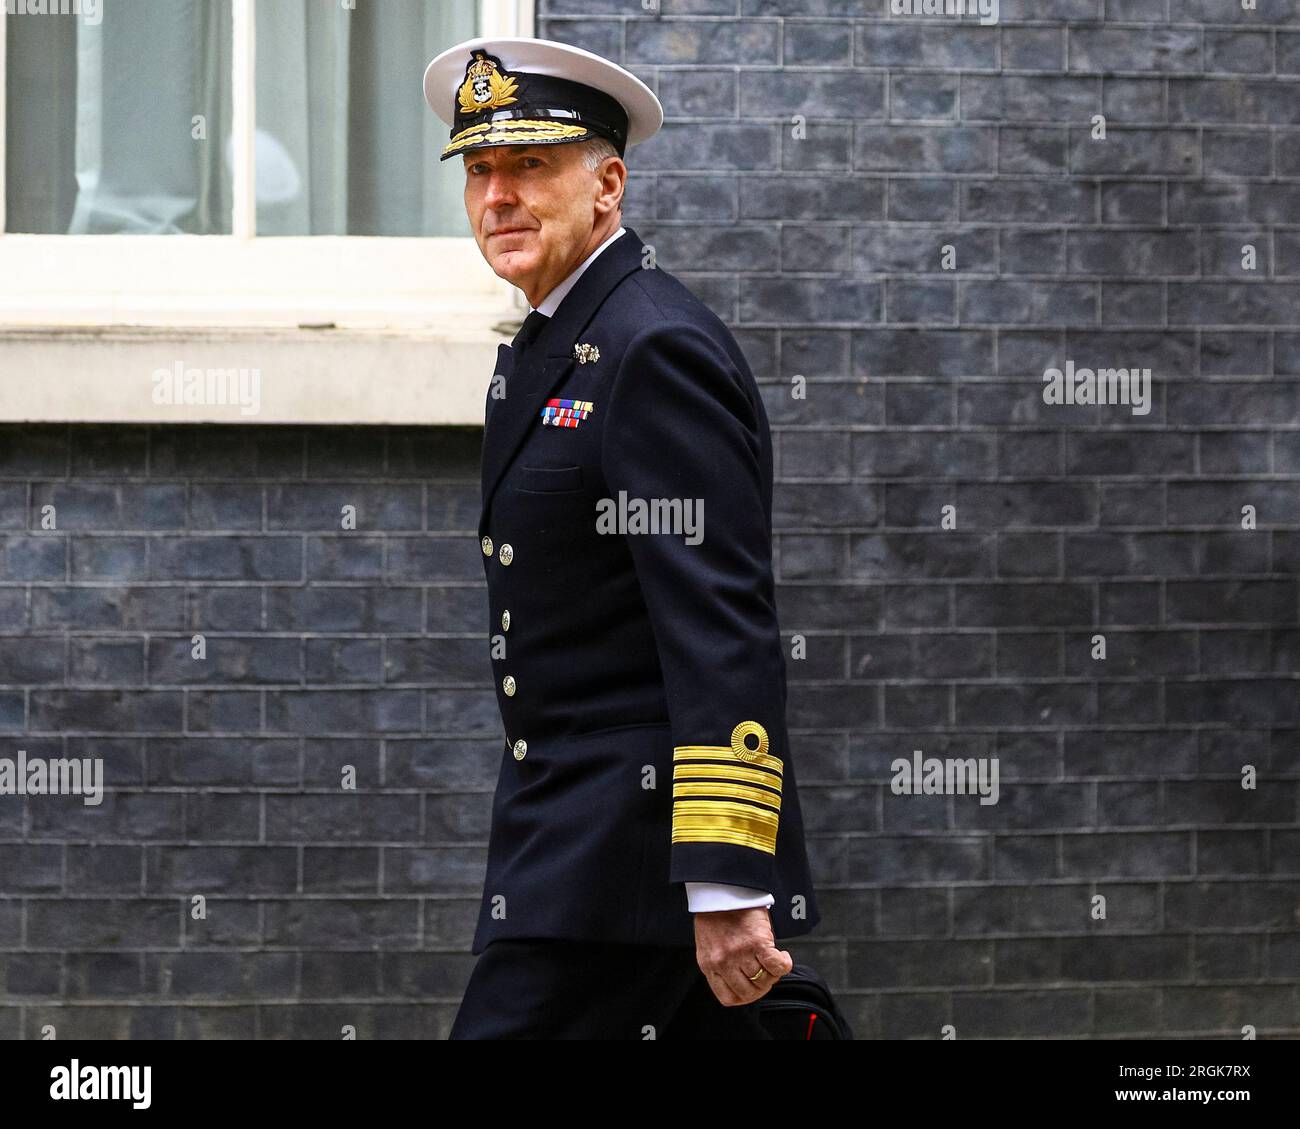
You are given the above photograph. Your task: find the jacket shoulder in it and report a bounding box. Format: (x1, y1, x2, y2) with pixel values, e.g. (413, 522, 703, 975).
(603, 261, 751, 377)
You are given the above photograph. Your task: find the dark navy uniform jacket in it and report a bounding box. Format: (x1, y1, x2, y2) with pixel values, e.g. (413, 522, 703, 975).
(472, 224, 820, 953)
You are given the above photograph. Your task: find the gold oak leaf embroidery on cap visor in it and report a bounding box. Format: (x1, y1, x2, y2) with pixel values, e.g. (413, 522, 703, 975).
(671, 720, 782, 854)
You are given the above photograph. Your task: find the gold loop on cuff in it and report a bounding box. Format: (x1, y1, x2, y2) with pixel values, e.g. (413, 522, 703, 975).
(731, 720, 769, 762)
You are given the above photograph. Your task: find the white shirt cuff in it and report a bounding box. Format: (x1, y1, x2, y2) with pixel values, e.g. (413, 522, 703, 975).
(685, 882, 776, 913)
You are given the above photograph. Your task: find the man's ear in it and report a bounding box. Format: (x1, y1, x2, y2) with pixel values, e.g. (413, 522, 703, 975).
(599, 158, 628, 212)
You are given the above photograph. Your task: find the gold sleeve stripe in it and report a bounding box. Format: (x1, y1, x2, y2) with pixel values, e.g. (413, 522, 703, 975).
(673, 745, 784, 777)
(672, 781, 782, 811)
(673, 800, 779, 826)
(671, 761, 783, 789)
(671, 801, 779, 854)
(671, 827, 777, 852)
(671, 733, 783, 853)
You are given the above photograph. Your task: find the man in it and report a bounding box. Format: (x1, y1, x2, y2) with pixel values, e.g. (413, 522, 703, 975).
(423, 36, 821, 1039)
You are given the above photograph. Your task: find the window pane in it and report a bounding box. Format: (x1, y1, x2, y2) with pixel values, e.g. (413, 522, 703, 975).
(5, 0, 233, 234)
(255, 0, 477, 237)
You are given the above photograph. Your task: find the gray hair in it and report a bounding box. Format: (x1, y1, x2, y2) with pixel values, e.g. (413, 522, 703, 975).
(579, 135, 621, 171)
(578, 135, 624, 214)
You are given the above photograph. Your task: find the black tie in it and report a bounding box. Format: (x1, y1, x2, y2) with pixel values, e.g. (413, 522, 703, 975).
(511, 310, 550, 358)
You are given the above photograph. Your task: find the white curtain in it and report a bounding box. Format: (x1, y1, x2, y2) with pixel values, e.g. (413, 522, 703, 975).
(6, 0, 475, 236)
(68, 0, 233, 234)
(255, 0, 474, 236)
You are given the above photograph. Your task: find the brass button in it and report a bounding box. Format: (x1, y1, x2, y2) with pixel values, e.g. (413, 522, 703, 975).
(503, 675, 516, 697)
(481, 535, 493, 557)
(512, 739, 527, 761)
(499, 543, 514, 566)
(501, 609, 511, 632)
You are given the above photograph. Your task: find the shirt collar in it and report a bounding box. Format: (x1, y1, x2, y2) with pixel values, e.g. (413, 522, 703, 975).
(530, 225, 627, 318)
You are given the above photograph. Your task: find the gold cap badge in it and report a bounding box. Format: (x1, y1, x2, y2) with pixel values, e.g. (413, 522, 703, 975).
(457, 50, 519, 116)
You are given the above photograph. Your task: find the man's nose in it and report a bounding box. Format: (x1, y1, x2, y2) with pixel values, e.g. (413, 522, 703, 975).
(483, 170, 517, 208)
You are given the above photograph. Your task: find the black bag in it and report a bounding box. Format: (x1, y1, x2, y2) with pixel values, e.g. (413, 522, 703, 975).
(755, 963, 854, 1040)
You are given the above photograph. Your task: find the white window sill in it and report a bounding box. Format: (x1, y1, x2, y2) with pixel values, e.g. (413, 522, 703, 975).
(0, 322, 513, 425)
(0, 233, 523, 423)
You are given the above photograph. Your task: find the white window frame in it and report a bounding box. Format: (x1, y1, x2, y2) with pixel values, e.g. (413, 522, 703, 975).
(0, 0, 533, 332)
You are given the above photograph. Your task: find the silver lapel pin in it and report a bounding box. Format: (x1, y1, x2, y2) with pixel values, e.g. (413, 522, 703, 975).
(573, 342, 600, 365)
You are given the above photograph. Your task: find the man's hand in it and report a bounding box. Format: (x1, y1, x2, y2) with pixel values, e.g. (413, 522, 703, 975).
(694, 905, 793, 1006)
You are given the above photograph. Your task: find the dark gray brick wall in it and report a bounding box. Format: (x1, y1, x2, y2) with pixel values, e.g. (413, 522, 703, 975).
(1, 0, 1298, 1039)
(538, 0, 1299, 1039)
(0, 427, 492, 1038)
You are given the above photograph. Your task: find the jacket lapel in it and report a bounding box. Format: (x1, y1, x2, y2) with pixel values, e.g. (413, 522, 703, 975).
(479, 226, 646, 530)
(480, 341, 515, 486)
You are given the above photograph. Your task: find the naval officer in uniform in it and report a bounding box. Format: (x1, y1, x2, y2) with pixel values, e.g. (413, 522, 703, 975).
(424, 36, 821, 1039)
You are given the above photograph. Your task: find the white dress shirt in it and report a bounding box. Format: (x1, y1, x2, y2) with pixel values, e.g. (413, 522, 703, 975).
(526, 223, 775, 916)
